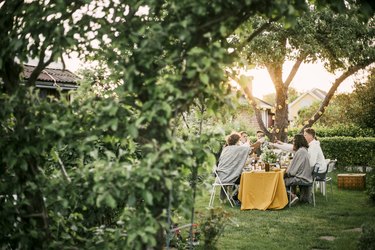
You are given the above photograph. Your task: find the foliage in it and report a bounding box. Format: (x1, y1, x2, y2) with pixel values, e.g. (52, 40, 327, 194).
(366, 169, 375, 202)
(1, 0, 374, 249)
(295, 70, 375, 130)
(0, 1, 318, 248)
(235, 4, 375, 141)
(319, 137, 375, 168)
(198, 208, 231, 250)
(260, 146, 278, 163)
(358, 223, 375, 250)
(288, 124, 375, 137)
(349, 69, 375, 130)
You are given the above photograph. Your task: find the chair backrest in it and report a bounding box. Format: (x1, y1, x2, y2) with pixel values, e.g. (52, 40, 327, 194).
(312, 165, 321, 180)
(327, 159, 337, 173)
(213, 169, 234, 186)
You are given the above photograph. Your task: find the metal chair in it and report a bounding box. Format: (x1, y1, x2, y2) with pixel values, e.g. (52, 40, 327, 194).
(288, 166, 319, 208)
(208, 170, 236, 208)
(315, 159, 337, 200)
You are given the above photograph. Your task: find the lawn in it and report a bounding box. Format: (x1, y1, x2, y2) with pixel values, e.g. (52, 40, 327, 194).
(188, 171, 375, 250)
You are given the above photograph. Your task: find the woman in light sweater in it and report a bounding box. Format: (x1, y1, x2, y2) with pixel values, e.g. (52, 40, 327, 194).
(269, 128, 327, 173)
(284, 134, 312, 205)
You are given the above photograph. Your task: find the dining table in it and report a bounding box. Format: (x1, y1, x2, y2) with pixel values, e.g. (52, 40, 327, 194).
(238, 169, 288, 210)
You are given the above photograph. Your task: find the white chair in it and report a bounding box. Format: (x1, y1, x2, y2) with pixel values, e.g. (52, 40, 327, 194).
(316, 159, 337, 199)
(208, 170, 236, 208)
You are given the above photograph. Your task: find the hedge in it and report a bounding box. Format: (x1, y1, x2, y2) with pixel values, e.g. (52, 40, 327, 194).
(288, 125, 375, 138)
(320, 137, 375, 168)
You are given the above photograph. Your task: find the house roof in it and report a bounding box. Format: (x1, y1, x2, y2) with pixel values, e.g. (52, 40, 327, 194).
(289, 88, 326, 108)
(23, 64, 79, 84)
(254, 97, 273, 109)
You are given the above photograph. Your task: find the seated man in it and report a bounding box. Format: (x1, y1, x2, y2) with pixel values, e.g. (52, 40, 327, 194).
(217, 132, 251, 205)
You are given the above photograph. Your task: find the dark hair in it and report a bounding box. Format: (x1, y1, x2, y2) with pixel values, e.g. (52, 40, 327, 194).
(256, 130, 264, 134)
(240, 131, 248, 136)
(304, 127, 316, 139)
(293, 134, 309, 151)
(226, 133, 241, 146)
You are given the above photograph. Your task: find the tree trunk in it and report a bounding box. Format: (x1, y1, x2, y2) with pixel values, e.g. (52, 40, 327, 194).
(266, 63, 289, 142)
(273, 83, 289, 142)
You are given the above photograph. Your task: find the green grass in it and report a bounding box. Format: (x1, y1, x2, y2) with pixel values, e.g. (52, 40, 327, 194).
(188, 171, 375, 250)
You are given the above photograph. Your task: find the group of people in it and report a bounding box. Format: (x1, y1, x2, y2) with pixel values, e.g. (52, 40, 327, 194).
(216, 127, 326, 207)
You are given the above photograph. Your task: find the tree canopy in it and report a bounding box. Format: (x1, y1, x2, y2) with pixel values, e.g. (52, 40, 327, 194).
(0, 0, 374, 248)
(235, 3, 375, 141)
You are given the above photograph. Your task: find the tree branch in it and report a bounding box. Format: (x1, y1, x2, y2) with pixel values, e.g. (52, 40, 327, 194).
(26, 50, 55, 87)
(284, 54, 306, 88)
(244, 14, 284, 44)
(301, 62, 373, 131)
(55, 151, 71, 183)
(241, 82, 273, 139)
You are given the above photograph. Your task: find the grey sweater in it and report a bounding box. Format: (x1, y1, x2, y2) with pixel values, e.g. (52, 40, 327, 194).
(286, 147, 312, 184)
(217, 144, 251, 183)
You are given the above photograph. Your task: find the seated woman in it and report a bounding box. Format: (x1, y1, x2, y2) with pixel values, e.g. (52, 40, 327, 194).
(284, 134, 312, 206)
(217, 132, 251, 205)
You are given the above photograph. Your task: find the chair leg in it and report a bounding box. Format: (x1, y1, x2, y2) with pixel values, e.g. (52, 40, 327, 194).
(222, 186, 234, 207)
(324, 181, 327, 201)
(312, 183, 316, 207)
(208, 185, 216, 208)
(289, 186, 292, 208)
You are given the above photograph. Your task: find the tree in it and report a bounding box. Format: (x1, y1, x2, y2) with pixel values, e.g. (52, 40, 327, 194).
(237, 4, 375, 141)
(348, 69, 375, 129)
(1, 1, 320, 249)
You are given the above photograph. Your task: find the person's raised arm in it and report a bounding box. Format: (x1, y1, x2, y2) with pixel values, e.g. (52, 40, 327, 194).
(269, 140, 294, 153)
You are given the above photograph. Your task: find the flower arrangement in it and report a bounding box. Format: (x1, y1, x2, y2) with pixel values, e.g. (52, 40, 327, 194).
(260, 147, 278, 163)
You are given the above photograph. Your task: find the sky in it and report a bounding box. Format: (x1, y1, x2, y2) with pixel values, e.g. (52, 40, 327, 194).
(248, 61, 363, 98)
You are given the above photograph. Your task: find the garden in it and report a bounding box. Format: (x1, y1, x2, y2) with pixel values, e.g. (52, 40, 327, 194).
(0, 1, 374, 249)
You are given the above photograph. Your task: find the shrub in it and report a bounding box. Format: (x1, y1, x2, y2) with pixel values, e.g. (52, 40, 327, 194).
(288, 125, 375, 138)
(320, 137, 375, 168)
(358, 223, 375, 250)
(366, 169, 375, 202)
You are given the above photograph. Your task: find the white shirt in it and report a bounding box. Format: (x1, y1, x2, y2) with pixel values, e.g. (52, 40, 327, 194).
(308, 140, 327, 173)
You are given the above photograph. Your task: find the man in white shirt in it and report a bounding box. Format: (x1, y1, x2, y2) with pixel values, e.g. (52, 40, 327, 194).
(269, 128, 327, 173)
(303, 128, 327, 173)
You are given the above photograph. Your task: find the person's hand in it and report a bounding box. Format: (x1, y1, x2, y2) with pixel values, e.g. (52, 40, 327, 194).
(257, 137, 265, 143)
(275, 140, 283, 144)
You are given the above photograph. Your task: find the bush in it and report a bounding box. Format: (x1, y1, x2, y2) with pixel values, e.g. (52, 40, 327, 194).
(288, 125, 375, 138)
(366, 169, 375, 202)
(320, 137, 375, 168)
(358, 223, 375, 250)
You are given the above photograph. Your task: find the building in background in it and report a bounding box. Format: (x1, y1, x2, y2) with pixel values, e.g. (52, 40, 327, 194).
(23, 64, 79, 100)
(288, 88, 327, 123)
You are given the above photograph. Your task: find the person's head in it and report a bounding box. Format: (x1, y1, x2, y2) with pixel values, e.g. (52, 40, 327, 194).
(303, 128, 316, 143)
(293, 134, 309, 151)
(256, 130, 265, 140)
(226, 132, 241, 146)
(239, 131, 248, 143)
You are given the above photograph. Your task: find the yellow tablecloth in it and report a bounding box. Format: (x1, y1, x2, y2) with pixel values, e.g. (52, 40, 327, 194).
(238, 169, 288, 210)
